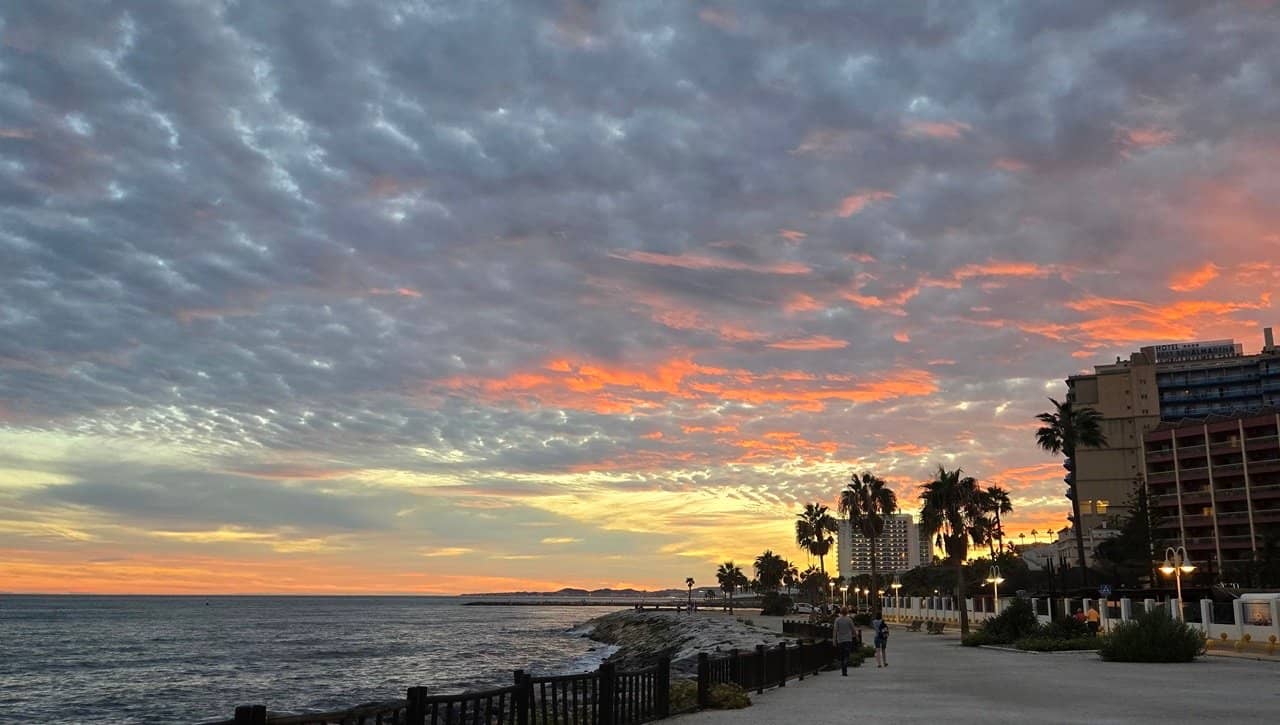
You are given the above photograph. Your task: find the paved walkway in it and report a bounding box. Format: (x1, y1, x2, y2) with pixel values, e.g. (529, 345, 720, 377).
(673, 629, 1280, 724)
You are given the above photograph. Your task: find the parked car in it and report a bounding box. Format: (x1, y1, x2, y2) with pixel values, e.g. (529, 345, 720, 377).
(793, 602, 816, 614)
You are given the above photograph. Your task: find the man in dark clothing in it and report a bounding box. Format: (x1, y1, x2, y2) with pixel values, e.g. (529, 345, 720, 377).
(833, 607, 857, 676)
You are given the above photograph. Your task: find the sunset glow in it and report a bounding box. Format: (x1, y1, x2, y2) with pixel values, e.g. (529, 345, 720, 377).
(2, 2, 1279, 594)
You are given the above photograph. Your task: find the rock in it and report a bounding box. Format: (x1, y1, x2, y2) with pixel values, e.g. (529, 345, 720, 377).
(582, 611, 793, 676)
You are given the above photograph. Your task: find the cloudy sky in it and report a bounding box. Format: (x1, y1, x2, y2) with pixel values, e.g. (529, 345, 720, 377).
(2, 1, 1279, 594)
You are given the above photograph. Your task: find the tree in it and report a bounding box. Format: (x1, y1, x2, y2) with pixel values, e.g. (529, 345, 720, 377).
(1094, 484, 1158, 587)
(797, 566, 829, 604)
(1036, 397, 1107, 586)
(685, 577, 695, 613)
(754, 549, 787, 592)
(716, 561, 746, 612)
(920, 465, 985, 636)
(981, 486, 1014, 557)
(782, 561, 799, 595)
(839, 471, 898, 618)
(795, 503, 839, 574)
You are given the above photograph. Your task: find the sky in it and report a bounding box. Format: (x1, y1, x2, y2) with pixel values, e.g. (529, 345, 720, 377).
(2, 1, 1279, 595)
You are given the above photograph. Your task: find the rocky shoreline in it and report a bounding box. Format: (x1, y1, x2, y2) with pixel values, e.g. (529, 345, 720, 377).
(577, 610, 796, 676)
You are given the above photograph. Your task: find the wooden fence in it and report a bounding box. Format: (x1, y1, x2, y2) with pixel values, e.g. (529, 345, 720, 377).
(211, 658, 670, 725)
(210, 639, 835, 725)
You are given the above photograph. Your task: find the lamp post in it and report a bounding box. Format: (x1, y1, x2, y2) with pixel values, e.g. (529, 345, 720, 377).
(891, 577, 903, 622)
(986, 565, 1005, 613)
(829, 581, 836, 607)
(840, 584, 848, 608)
(1159, 546, 1195, 620)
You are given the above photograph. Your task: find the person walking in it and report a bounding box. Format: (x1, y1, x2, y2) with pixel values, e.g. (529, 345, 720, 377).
(833, 607, 856, 676)
(872, 616, 889, 667)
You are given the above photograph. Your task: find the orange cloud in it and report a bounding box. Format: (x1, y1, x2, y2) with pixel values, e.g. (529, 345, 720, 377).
(440, 356, 937, 414)
(835, 190, 895, 217)
(1117, 125, 1175, 151)
(784, 293, 823, 314)
(993, 157, 1029, 172)
(0, 128, 35, 139)
(767, 335, 848, 351)
(612, 250, 811, 275)
(779, 229, 808, 242)
(790, 129, 854, 156)
(1168, 263, 1220, 292)
(893, 330, 910, 343)
(370, 287, 423, 298)
(878, 441, 930, 456)
(902, 120, 971, 140)
(732, 431, 839, 463)
(951, 261, 1056, 281)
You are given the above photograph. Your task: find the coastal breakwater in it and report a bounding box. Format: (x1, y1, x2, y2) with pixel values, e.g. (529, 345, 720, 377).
(580, 610, 795, 676)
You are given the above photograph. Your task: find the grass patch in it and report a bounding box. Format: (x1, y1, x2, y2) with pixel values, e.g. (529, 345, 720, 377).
(1014, 636, 1098, 652)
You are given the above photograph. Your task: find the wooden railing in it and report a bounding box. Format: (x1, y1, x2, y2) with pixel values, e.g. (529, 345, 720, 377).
(210, 658, 671, 725)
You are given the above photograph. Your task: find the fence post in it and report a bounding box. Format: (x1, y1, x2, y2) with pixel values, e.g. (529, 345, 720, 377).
(513, 670, 530, 725)
(598, 662, 616, 725)
(696, 653, 710, 708)
(729, 648, 740, 687)
(797, 640, 805, 681)
(777, 642, 786, 687)
(233, 705, 266, 725)
(405, 686, 427, 725)
(754, 644, 766, 695)
(656, 656, 671, 718)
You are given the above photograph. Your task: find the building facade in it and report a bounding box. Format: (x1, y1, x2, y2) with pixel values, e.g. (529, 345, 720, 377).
(1066, 328, 1279, 531)
(837, 513, 932, 580)
(1143, 409, 1280, 577)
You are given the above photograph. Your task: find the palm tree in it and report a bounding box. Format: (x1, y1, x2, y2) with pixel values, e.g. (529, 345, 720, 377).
(1036, 397, 1107, 586)
(1030, 528, 1039, 544)
(754, 550, 787, 592)
(982, 486, 1013, 555)
(795, 503, 838, 574)
(685, 577, 695, 613)
(716, 561, 745, 613)
(920, 465, 985, 636)
(839, 471, 898, 618)
(782, 561, 799, 596)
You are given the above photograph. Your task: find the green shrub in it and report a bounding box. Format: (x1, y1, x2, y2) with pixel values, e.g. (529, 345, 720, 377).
(707, 683, 751, 709)
(852, 613, 872, 626)
(1042, 615, 1088, 640)
(1098, 607, 1205, 662)
(1014, 636, 1099, 652)
(979, 598, 1040, 644)
(759, 592, 792, 616)
(961, 630, 999, 647)
(668, 679, 698, 713)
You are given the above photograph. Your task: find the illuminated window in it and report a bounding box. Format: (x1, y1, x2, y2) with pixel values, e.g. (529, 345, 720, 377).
(1096, 500, 1110, 514)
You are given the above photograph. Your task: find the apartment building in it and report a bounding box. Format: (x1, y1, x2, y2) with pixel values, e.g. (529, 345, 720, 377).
(1144, 410, 1280, 576)
(837, 513, 932, 580)
(1065, 328, 1280, 530)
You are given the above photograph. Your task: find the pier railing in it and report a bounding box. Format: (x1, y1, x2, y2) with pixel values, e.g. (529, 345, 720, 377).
(213, 638, 833, 725)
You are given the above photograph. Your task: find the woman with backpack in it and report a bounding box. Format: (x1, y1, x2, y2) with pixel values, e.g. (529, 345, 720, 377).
(872, 617, 889, 667)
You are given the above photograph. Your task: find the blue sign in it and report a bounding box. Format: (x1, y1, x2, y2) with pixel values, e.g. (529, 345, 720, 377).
(1098, 584, 1112, 597)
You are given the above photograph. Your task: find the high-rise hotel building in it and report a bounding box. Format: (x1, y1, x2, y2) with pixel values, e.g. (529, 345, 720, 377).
(1065, 328, 1280, 531)
(836, 513, 933, 581)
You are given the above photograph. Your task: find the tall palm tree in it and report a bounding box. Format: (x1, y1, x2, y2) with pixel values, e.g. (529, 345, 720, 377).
(685, 577, 695, 613)
(1036, 397, 1107, 586)
(920, 465, 985, 636)
(716, 561, 745, 613)
(782, 561, 799, 596)
(795, 503, 838, 574)
(839, 471, 898, 618)
(754, 549, 787, 592)
(982, 486, 1013, 554)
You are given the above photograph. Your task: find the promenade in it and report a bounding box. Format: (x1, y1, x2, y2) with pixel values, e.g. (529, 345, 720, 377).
(674, 628, 1280, 724)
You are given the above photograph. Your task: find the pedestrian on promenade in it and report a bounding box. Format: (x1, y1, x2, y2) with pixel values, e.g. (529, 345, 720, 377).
(1086, 605, 1100, 636)
(872, 616, 889, 668)
(833, 607, 856, 676)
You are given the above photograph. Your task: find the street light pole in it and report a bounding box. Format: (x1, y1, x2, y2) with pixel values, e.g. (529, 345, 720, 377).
(891, 576, 903, 622)
(1160, 546, 1196, 620)
(841, 584, 848, 608)
(986, 565, 1005, 613)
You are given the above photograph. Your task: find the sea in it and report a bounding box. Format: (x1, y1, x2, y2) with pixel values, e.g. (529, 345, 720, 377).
(1, 596, 627, 724)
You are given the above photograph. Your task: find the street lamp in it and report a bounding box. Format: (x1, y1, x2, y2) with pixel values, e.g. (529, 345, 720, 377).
(891, 577, 903, 622)
(1159, 546, 1195, 620)
(840, 584, 848, 607)
(829, 580, 836, 607)
(985, 565, 1005, 612)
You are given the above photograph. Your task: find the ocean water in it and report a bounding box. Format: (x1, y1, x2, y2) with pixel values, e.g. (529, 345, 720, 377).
(0, 596, 625, 724)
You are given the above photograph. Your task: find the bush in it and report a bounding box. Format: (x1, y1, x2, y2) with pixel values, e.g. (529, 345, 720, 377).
(1042, 615, 1088, 640)
(1098, 607, 1205, 662)
(759, 592, 792, 616)
(668, 679, 698, 713)
(1014, 636, 1099, 652)
(963, 598, 1039, 646)
(852, 613, 872, 627)
(707, 683, 751, 709)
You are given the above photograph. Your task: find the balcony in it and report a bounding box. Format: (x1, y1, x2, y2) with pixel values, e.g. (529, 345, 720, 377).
(1148, 470, 1176, 484)
(1159, 370, 1259, 387)
(1176, 465, 1210, 481)
(1214, 486, 1249, 502)
(1146, 448, 1175, 461)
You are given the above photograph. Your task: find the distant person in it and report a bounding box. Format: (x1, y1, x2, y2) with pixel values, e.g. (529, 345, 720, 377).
(872, 616, 889, 667)
(833, 607, 856, 676)
(1074, 608, 1086, 624)
(1086, 605, 1100, 636)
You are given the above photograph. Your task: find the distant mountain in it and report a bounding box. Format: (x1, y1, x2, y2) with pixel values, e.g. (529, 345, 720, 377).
(461, 587, 709, 597)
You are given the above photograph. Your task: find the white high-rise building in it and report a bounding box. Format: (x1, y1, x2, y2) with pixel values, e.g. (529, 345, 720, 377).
(837, 513, 932, 580)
